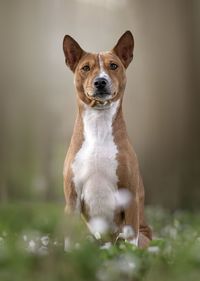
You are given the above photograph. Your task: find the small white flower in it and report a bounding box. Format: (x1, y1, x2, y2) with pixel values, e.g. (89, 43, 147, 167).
(28, 240, 36, 253)
(41, 235, 49, 246)
(122, 225, 135, 239)
(116, 254, 136, 274)
(89, 217, 109, 236)
(148, 246, 160, 253)
(116, 225, 136, 244)
(23, 235, 28, 242)
(129, 237, 139, 247)
(128, 262, 136, 269)
(115, 189, 132, 209)
(94, 232, 101, 240)
(64, 237, 71, 252)
(53, 240, 58, 246)
(100, 242, 112, 250)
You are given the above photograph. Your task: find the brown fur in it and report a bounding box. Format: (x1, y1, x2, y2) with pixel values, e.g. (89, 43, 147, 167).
(63, 31, 152, 248)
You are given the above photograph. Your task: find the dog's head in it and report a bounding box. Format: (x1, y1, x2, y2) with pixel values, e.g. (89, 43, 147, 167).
(63, 31, 134, 109)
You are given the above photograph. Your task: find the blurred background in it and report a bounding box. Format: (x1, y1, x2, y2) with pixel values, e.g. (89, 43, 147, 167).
(0, 0, 199, 209)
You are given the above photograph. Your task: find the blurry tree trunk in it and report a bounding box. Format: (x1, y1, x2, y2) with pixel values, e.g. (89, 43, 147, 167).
(180, 0, 200, 209)
(42, 113, 56, 202)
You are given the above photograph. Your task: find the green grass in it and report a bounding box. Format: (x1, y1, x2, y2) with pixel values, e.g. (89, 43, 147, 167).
(0, 203, 200, 281)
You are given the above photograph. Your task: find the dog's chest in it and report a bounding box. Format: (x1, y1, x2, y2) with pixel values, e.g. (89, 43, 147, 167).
(72, 101, 119, 203)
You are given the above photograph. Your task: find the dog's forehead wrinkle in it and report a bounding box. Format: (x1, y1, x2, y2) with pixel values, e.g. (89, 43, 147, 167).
(79, 53, 98, 66)
(98, 52, 108, 68)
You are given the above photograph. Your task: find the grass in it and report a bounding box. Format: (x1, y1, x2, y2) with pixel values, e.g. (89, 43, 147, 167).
(0, 203, 200, 281)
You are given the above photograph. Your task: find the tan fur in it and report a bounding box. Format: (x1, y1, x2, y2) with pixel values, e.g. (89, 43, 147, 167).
(113, 104, 152, 244)
(63, 31, 152, 248)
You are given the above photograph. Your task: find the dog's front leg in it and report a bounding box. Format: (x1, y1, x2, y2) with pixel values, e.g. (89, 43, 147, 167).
(138, 175, 152, 247)
(124, 193, 140, 246)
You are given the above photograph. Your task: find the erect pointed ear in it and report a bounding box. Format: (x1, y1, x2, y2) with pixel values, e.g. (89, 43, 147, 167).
(112, 31, 134, 68)
(63, 35, 85, 72)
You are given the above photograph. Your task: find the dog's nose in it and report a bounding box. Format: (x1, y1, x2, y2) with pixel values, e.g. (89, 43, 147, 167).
(94, 78, 107, 90)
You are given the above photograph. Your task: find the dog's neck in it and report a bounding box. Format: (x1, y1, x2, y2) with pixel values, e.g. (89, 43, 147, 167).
(75, 97, 127, 138)
(82, 100, 120, 143)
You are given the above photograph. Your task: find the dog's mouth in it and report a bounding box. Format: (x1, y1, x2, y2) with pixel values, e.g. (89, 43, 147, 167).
(91, 100, 111, 110)
(86, 92, 117, 109)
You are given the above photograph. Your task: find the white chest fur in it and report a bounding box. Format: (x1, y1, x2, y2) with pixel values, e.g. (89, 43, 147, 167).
(72, 101, 119, 222)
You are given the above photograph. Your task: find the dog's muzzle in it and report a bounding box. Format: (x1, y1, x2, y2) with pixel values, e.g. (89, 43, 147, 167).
(86, 77, 117, 108)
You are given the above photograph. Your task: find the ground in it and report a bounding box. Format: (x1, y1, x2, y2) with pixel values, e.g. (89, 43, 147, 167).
(0, 203, 200, 281)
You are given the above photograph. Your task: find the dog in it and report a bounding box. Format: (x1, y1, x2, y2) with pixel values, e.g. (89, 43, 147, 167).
(63, 31, 152, 248)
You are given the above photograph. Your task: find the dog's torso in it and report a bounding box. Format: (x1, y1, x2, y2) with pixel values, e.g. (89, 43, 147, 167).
(64, 100, 143, 230)
(72, 101, 119, 222)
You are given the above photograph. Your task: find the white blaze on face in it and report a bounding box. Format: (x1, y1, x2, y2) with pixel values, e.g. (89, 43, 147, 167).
(98, 53, 112, 89)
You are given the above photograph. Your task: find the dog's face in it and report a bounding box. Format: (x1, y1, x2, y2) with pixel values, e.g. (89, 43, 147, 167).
(63, 31, 134, 108)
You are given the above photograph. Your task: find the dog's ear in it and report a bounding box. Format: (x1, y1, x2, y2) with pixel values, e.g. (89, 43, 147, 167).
(63, 35, 85, 72)
(112, 31, 134, 68)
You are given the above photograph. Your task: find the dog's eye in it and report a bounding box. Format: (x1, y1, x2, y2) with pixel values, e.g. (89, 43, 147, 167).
(81, 65, 90, 72)
(110, 63, 118, 70)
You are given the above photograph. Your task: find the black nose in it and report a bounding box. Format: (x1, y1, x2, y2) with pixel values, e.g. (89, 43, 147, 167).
(94, 78, 107, 90)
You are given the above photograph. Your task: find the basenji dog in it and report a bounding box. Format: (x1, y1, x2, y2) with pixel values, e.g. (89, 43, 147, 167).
(63, 31, 152, 248)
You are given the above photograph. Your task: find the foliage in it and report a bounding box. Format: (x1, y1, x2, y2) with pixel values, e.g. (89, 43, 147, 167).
(0, 204, 200, 281)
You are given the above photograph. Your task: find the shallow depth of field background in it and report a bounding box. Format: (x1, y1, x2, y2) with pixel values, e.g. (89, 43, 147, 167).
(0, 0, 200, 208)
(1, 1, 200, 281)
